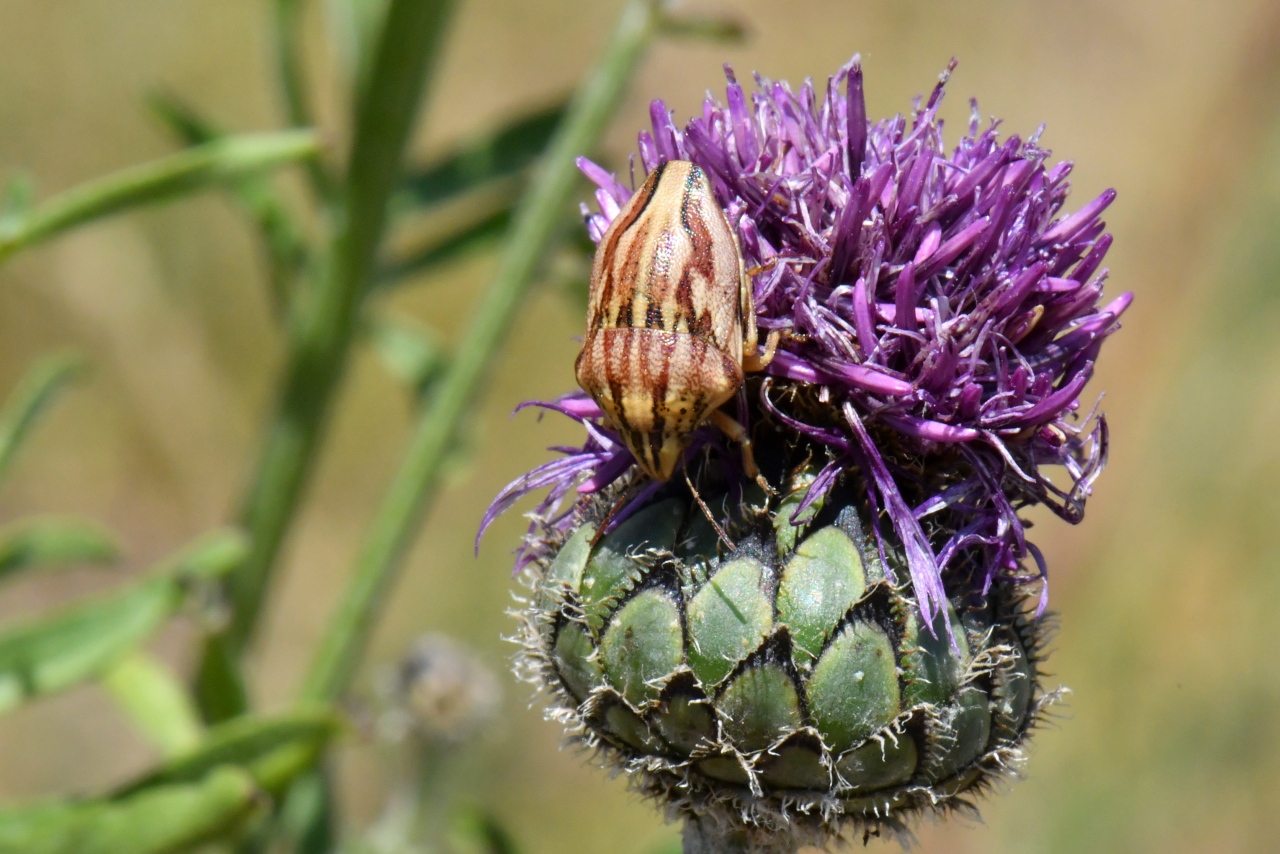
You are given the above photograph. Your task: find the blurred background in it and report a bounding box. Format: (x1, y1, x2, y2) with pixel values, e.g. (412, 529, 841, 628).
(1, 0, 1278, 852)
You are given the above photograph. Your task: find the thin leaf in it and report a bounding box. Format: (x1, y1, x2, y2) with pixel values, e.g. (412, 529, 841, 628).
(120, 710, 340, 797)
(0, 516, 119, 581)
(148, 93, 311, 318)
(0, 766, 259, 854)
(192, 633, 249, 728)
(272, 0, 337, 200)
(0, 130, 319, 265)
(366, 311, 448, 399)
(379, 205, 513, 286)
(270, 768, 335, 854)
(397, 100, 567, 211)
(0, 352, 85, 484)
(146, 94, 218, 146)
(0, 529, 244, 714)
(656, 11, 748, 42)
(155, 529, 249, 582)
(0, 578, 175, 714)
(101, 652, 203, 757)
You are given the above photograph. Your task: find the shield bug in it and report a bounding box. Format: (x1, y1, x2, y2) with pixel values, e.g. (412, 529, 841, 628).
(575, 160, 779, 486)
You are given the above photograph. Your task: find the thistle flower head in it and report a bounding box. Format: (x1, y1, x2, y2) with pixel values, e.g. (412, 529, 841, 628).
(482, 56, 1129, 624)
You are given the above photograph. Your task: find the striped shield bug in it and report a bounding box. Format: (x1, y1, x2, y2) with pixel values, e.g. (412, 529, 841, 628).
(575, 160, 779, 487)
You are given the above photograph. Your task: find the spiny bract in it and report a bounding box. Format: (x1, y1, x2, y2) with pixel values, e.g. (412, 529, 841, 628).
(513, 455, 1055, 849)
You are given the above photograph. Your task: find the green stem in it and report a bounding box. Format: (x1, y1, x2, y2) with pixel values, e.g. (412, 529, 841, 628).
(681, 818, 758, 854)
(0, 132, 318, 266)
(301, 0, 661, 704)
(218, 0, 456, 662)
(273, 0, 339, 202)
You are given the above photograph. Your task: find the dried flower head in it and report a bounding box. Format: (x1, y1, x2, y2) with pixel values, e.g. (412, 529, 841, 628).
(482, 56, 1129, 623)
(377, 634, 501, 745)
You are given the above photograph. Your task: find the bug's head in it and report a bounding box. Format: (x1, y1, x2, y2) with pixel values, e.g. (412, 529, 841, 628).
(620, 422, 684, 483)
(580, 382, 689, 482)
(576, 333, 721, 485)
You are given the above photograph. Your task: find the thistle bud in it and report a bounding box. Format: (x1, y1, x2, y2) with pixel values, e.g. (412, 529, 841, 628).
(513, 452, 1051, 848)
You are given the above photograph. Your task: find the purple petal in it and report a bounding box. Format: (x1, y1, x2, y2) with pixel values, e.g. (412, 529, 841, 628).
(1041, 188, 1117, 245)
(790, 457, 844, 525)
(882, 414, 980, 443)
(845, 403, 946, 625)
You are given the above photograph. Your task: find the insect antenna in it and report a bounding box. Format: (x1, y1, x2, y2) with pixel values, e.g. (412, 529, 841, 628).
(589, 479, 639, 548)
(684, 465, 736, 551)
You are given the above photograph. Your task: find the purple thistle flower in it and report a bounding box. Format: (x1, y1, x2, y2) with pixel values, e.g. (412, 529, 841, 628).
(481, 56, 1130, 623)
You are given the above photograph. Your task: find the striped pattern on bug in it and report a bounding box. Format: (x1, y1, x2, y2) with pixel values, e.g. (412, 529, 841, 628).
(575, 160, 777, 484)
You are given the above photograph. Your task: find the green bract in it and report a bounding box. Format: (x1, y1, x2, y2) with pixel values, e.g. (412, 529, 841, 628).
(516, 476, 1053, 847)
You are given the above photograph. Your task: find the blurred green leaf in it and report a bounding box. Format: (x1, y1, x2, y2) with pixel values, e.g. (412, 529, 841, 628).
(545, 231, 596, 313)
(0, 130, 319, 265)
(0, 529, 244, 714)
(121, 710, 340, 797)
(0, 351, 85, 485)
(656, 10, 747, 42)
(379, 205, 513, 287)
(146, 94, 218, 146)
(644, 842, 682, 854)
(0, 578, 177, 714)
(0, 766, 259, 854)
(447, 808, 520, 854)
(0, 173, 34, 222)
(192, 633, 249, 728)
(272, 0, 338, 200)
(0, 516, 119, 581)
(155, 529, 249, 583)
(151, 92, 314, 318)
(366, 311, 447, 399)
(270, 768, 335, 854)
(397, 100, 567, 212)
(102, 652, 203, 757)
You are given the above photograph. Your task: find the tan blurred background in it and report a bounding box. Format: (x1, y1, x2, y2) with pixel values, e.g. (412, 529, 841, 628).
(2, 0, 1279, 852)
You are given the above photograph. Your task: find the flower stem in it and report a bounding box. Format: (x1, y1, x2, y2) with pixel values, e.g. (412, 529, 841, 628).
(300, 0, 663, 704)
(680, 819, 798, 854)
(681, 818, 757, 854)
(210, 0, 456, 672)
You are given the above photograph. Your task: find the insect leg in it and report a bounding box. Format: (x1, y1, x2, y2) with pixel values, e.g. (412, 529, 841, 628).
(742, 329, 780, 372)
(709, 409, 775, 494)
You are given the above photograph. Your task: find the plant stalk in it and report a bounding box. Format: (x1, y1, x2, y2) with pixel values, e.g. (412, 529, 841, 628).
(215, 0, 456, 666)
(682, 817, 799, 854)
(300, 0, 662, 704)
